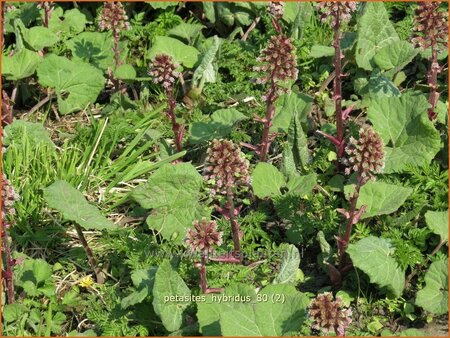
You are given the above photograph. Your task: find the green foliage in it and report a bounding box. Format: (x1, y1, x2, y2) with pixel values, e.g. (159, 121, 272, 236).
(132, 163, 206, 243)
(368, 92, 441, 173)
(356, 181, 413, 219)
(152, 260, 191, 332)
(415, 259, 448, 315)
(36, 54, 105, 114)
(189, 108, 247, 144)
(347, 236, 405, 297)
(147, 36, 199, 68)
(197, 284, 309, 336)
(44, 180, 118, 231)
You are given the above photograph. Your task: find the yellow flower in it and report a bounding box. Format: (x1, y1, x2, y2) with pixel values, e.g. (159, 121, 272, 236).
(78, 275, 94, 289)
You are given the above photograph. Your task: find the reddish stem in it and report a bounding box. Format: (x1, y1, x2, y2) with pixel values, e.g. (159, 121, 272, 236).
(2, 90, 13, 125)
(166, 90, 184, 152)
(199, 251, 207, 293)
(2, 229, 15, 304)
(333, 8, 345, 162)
(427, 40, 440, 120)
(42, 2, 52, 28)
(226, 187, 241, 261)
(259, 84, 277, 162)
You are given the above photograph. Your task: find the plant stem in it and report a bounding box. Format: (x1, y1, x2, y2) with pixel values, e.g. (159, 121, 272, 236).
(166, 90, 184, 152)
(111, 30, 121, 92)
(226, 187, 241, 261)
(2, 229, 15, 304)
(427, 40, 440, 120)
(199, 251, 207, 293)
(259, 84, 277, 162)
(338, 174, 363, 270)
(333, 8, 345, 163)
(2, 90, 13, 125)
(73, 224, 104, 283)
(43, 2, 52, 28)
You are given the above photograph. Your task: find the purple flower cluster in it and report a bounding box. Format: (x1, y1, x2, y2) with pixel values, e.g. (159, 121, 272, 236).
(254, 35, 298, 100)
(316, 2, 357, 28)
(186, 218, 223, 253)
(413, 2, 448, 50)
(99, 2, 130, 34)
(344, 127, 384, 181)
(2, 175, 19, 229)
(267, 2, 285, 20)
(148, 54, 180, 90)
(204, 139, 250, 196)
(309, 292, 353, 336)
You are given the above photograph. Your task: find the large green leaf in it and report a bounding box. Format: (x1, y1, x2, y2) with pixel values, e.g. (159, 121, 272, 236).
(197, 284, 309, 336)
(15, 19, 58, 51)
(36, 54, 105, 114)
(374, 40, 418, 76)
(347, 236, 405, 297)
(355, 3, 399, 70)
(251, 163, 286, 198)
(152, 260, 191, 332)
(425, 210, 449, 242)
(356, 181, 412, 219)
(189, 108, 246, 144)
(273, 244, 301, 284)
(2, 48, 41, 80)
(147, 36, 199, 68)
(285, 173, 317, 198)
(44, 180, 118, 231)
(415, 259, 448, 315)
(132, 163, 204, 242)
(367, 91, 441, 173)
(66, 32, 114, 71)
(271, 92, 313, 133)
(282, 113, 310, 175)
(168, 22, 204, 44)
(48, 8, 86, 36)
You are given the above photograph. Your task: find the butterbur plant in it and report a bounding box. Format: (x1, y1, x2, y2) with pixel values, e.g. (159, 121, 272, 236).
(204, 139, 250, 262)
(99, 1, 130, 91)
(309, 292, 352, 336)
(316, 2, 357, 165)
(2, 174, 20, 304)
(149, 54, 184, 152)
(186, 218, 223, 294)
(267, 1, 284, 33)
(37, 2, 53, 28)
(337, 127, 384, 271)
(413, 2, 448, 120)
(248, 34, 298, 162)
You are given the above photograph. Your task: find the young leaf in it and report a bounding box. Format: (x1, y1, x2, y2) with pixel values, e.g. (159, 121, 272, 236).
(356, 181, 413, 219)
(251, 163, 286, 198)
(425, 210, 449, 242)
(355, 3, 400, 71)
(168, 22, 204, 44)
(132, 163, 205, 243)
(415, 259, 448, 315)
(271, 92, 313, 134)
(147, 36, 199, 68)
(36, 54, 105, 114)
(44, 180, 118, 231)
(192, 35, 221, 87)
(367, 91, 441, 173)
(347, 236, 405, 297)
(152, 260, 191, 332)
(273, 244, 301, 284)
